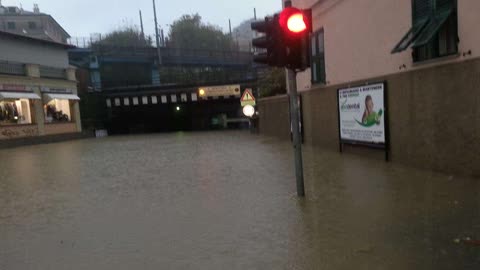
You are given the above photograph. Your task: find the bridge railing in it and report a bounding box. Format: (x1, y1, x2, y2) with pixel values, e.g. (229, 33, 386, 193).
(81, 44, 253, 66)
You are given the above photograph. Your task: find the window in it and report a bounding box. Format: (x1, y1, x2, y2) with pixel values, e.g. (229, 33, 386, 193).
(181, 93, 188, 102)
(151, 96, 158, 104)
(106, 99, 112, 108)
(161, 95, 167, 104)
(0, 99, 32, 125)
(413, 0, 458, 62)
(311, 29, 326, 84)
(7, 22, 15, 30)
(142, 96, 149, 105)
(124, 97, 130, 106)
(114, 98, 121, 107)
(171, 94, 177, 103)
(28, 22, 37, 29)
(392, 0, 458, 62)
(44, 99, 71, 123)
(132, 97, 139, 106)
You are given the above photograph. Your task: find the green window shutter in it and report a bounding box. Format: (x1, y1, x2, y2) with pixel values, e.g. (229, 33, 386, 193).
(391, 18, 430, 53)
(413, 0, 433, 25)
(436, 0, 454, 12)
(413, 7, 453, 47)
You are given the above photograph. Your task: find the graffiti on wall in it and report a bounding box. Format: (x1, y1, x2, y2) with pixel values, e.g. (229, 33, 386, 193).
(0, 126, 39, 139)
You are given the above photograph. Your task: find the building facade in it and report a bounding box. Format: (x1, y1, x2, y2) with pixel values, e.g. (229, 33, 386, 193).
(0, 31, 81, 140)
(258, 0, 480, 176)
(289, 0, 479, 90)
(0, 3, 70, 43)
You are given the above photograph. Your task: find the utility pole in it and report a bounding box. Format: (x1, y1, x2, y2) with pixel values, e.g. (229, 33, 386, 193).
(284, 0, 305, 197)
(228, 19, 232, 36)
(161, 29, 165, 46)
(152, 0, 162, 65)
(139, 10, 145, 38)
(254, 8, 257, 20)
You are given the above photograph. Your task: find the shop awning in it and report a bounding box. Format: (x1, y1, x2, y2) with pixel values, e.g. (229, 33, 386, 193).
(0, 91, 41, 100)
(391, 7, 453, 53)
(43, 93, 80, 103)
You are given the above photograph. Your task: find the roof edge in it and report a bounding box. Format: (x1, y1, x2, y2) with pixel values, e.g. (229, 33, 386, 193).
(0, 30, 75, 49)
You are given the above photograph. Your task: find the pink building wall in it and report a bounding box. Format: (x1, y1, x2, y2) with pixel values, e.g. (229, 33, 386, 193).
(288, 0, 480, 91)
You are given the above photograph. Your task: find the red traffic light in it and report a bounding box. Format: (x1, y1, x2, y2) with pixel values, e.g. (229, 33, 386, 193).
(287, 13, 307, 33)
(280, 7, 309, 35)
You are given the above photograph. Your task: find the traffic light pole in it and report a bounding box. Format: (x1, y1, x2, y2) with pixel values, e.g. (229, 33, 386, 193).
(287, 69, 305, 197)
(251, 0, 308, 197)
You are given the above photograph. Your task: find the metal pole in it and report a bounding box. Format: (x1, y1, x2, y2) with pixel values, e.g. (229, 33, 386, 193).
(252, 9, 257, 53)
(152, 0, 162, 65)
(161, 29, 165, 46)
(139, 10, 145, 38)
(288, 70, 305, 197)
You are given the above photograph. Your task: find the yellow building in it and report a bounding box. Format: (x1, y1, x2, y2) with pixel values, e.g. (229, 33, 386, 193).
(0, 31, 81, 140)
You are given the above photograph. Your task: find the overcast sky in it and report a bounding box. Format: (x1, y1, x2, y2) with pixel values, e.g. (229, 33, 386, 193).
(2, 0, 281, 38)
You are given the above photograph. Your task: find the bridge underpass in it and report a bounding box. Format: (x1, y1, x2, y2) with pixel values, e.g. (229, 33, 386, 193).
(69, 45, 261, 134)
(103, 83, 255, 134)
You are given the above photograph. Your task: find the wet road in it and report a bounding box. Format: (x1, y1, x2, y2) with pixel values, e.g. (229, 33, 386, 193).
(0, 131, 479, 269)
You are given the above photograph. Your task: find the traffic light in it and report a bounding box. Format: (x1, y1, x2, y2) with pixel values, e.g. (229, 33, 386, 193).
(279, 7, 312, 70)
(251, 15, 285, 67)
(251, 7, 311, 71)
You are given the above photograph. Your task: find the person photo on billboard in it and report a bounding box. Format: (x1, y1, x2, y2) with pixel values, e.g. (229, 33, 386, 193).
(362, 95, 382, 126)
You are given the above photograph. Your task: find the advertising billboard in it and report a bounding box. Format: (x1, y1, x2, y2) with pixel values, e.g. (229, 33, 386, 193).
(338, 83, 386, 147)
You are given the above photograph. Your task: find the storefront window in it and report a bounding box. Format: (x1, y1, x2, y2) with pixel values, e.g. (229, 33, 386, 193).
(44, 99, 71, 123)
(0, 99, 32, 125)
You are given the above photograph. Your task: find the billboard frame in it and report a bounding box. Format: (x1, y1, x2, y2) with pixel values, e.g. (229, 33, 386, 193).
(337, 81, 390, 161)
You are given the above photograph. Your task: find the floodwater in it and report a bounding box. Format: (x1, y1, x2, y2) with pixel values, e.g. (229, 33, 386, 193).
(0, 131, 479, 269)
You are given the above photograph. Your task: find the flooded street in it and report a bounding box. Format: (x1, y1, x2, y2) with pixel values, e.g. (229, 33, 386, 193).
(0, 131, 479, 269)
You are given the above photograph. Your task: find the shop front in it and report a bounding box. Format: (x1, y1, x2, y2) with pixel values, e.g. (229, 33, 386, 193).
(0, 90, 41, 140)
(42, 91, 81, 135)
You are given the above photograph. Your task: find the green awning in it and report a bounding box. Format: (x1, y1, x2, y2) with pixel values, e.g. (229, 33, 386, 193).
(391, 7, 453, 53)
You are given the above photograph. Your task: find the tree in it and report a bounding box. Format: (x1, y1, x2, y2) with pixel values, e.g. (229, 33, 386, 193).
(93, 26, 152, 47)
(257, 67, 287, 97)
(167, 14, 235, 50)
